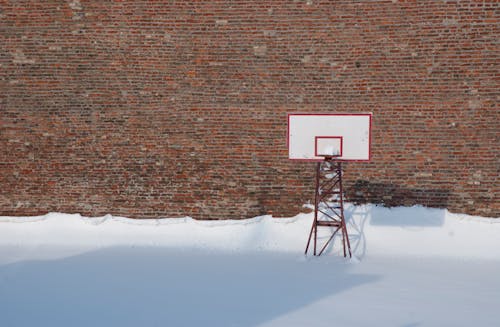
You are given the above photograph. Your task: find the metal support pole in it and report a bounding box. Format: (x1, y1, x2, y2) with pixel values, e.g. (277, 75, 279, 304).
(305, 162, 321, 255)
(305, 158, 352, 257)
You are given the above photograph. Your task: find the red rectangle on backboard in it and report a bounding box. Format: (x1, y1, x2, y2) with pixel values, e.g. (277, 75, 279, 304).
(314, 136, 343, 157)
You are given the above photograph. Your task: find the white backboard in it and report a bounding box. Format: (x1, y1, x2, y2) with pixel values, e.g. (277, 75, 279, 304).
(288, 113, 372, 161)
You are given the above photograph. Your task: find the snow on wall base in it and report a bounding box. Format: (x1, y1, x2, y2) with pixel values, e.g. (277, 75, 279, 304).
(1, 204, 499, 263)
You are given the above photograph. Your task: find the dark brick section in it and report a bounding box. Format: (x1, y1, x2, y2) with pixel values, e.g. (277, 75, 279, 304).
(1, 1, 498, 219)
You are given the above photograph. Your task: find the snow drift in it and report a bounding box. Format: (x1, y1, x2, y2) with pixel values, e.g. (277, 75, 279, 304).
(1, 204, 498, 264)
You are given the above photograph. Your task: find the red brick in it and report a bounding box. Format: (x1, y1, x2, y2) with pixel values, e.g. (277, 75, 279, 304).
(0, 0, 498, 219)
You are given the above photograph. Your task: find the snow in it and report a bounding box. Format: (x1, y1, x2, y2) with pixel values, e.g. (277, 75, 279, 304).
(1, 204, 499, 326)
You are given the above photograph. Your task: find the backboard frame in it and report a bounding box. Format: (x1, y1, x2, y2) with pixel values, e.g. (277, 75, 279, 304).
(287, 113, 372, 162)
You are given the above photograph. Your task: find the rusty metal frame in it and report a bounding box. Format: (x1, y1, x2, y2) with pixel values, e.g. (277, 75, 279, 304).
(305, 158, 352, 257)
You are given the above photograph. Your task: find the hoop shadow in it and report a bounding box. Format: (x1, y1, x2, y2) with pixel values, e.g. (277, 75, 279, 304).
(346, 180, 448, 227)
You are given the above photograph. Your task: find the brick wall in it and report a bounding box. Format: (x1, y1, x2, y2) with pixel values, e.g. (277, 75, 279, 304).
(1, 0, 498, 219)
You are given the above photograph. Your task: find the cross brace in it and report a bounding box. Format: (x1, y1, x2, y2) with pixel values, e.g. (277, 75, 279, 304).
(305, 159, 352, 257)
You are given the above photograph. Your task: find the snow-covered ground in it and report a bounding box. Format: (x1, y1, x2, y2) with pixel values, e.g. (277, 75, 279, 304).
(1, 204, 499, 326)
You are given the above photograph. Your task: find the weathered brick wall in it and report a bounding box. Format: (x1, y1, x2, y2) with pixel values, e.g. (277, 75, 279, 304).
(1, 1, 498, 218)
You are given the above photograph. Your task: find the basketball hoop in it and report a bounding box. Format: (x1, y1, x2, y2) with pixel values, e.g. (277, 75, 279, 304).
(320, 154, 341, 161)
(287, 113, 372, 257)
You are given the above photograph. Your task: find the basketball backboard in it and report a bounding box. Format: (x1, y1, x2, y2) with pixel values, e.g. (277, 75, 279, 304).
(287, 113, 372, 161)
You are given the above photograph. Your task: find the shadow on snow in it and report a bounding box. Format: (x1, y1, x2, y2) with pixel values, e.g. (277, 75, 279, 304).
(0, 247, 378, 327)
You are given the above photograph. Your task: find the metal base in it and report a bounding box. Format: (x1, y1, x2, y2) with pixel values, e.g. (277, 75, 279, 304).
(305, 159, 352, 257)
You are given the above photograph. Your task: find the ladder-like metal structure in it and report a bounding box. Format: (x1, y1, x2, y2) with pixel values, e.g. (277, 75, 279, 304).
(305, 158, 352, 257)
